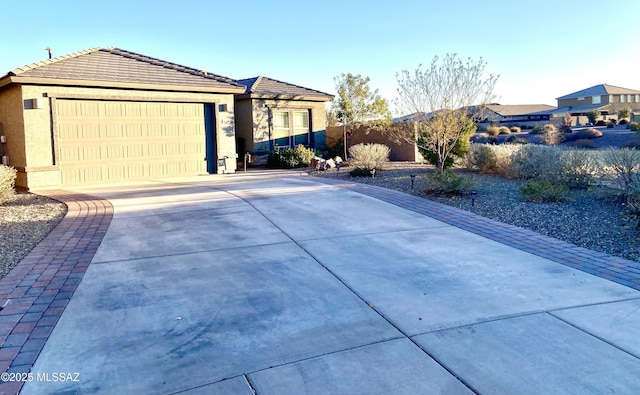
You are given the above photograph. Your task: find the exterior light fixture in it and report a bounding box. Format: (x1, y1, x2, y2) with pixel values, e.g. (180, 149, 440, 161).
(470, 191, 477, 206)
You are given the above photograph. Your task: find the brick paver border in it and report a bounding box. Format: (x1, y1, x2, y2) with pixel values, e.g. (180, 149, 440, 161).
(1, 175, 639, 393)
(311, 176, 640, 291)
(0, 191, 112, 395)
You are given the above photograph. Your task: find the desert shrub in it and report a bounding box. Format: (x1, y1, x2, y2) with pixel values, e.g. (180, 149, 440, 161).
(511, 144, 562, 180)
(486, 126, 500, 136)
(467, 143, 519, 176)
(0, 165, 17, 205)
(559, 149, 600, 189)
(595, 120, 607, 126)
(573, 139, 597, 149)
(566, 128, 603, 141)
(266, 144, 315, 169)
(529, 125, 544, 135)
(626, 173, 640, 228)
(498, 126, 511, 135)
(506, 135, 528, 144)
(619, 119, 628, 125)
(510, 126, 521, 134)
(601, 148, 640, 194)
(521, 180, 570, 203)
(349, 167, 376, 177)
(423, 169, 471, 196)
(607, 122, 615, 129)
(542, 127, 564, 145)
(629, 122, 640, 132)
(349, 143, 390, 171)
(620, 140, 640, 149)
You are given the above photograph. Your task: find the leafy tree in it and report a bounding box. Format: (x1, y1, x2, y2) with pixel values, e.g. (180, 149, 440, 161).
(392, 54, 498, 170)
(330, 73, 391, 127)
(586, 109, 600, 124)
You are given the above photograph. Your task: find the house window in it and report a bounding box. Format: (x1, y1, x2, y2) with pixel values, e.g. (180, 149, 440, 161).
(636, 94, 640, 102)
(293, 111, 309, 129)
(610, 95, 614, 103)
(621, 95, 626, 103)
(293, 111, 310, 145)
(592, 95, 601, 104)
(629, 95, 634, 102)
(577, 97, 585, 101)
(273, 111, 289, 129)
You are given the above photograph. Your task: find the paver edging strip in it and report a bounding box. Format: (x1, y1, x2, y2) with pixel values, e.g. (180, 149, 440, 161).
(306, 175, 640, 291)
(0, 190, 113, 395)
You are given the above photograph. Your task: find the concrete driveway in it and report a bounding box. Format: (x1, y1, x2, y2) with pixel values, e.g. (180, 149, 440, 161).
(22, 172, 640, 394)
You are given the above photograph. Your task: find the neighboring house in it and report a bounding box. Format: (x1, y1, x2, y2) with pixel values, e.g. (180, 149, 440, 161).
(234, 76, 333, 154)
(479, 104, 555, 125)
(554, 84, 640, 124)
(0, 47, 245, 189)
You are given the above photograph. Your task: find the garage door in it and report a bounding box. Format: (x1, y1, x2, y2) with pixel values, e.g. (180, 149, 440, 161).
(56, 99, 209, 185)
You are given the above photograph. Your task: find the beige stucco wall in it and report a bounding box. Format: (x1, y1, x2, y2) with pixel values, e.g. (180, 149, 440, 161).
(326, 125, 422, 162)
(5, 84, 238, 188)
(0, 85, 28, 186)
(244, 98, 327, 152)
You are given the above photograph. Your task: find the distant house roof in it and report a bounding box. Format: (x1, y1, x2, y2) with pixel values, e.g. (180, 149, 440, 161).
(485, 104, 556, 116)
(552, 104, 610, 115)
(0, 47, 245, 93)
(556, 84, 640, 100)
(235, 76, 334, 101)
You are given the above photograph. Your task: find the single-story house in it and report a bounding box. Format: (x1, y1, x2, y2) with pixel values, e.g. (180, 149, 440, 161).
(234, 76, 333, 154)
(479, 104, 555, 125)
(0, 47, 245, 189)
(554, 84, 640, 124)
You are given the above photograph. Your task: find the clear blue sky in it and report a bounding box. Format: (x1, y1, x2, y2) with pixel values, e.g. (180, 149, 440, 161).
(2, 0, 639, 114)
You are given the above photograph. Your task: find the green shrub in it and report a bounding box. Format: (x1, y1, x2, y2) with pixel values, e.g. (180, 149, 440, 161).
(510, 126, 521, 134)
(567, 128, 603, 141)
(601, 148, 640, 194)
(529, 125, 544, 134)
(595, 120, 607, 126)
(349, 167, 376, 177)
(348, 143, 390, 171)
(627, 173, 640, 228)
(506, 135, 527, 144)
(0, 165, 17, 205)
(573, 139, 597, 149)
(423, 169, 471, 196)
(521, 180, 569, 203)
(629, 122, 640, 132)
(498, 126, 511, 135)
(266, 144, 315, 169)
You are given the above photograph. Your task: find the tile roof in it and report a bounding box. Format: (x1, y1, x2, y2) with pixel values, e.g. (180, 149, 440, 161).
(236, 76, 333, 100)
(485, 104, 556, 116)
(556, 84, 640, 100)
(4, 47, 244, 92)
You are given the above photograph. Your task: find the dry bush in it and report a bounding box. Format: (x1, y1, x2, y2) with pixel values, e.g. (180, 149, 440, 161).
(486, 126, 500, 136)
(498, 126, 511, 135)
(348, 143, 390, 170)
(510, 126, 521, 134)
(601, 148, 640, 194)
(0, 165, 17, 205)
(467, 143, 520, 176)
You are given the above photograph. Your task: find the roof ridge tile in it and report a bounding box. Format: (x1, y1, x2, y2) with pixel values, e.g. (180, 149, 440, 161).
(9, 47, 101, 75)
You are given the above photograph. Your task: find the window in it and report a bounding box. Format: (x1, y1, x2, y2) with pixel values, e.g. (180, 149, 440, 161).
(621, 95, 626, 103)
(629, 95, 634, 102)
(609, 95, 614, 103)
(636, 95, 640, 102)
(293, 111, 309, 129)
(592, 95, 601, 104)
(577, 97, 585, 101)
(273, 111, 289, 129)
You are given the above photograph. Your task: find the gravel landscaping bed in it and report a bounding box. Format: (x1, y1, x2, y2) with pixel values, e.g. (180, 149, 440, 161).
(314, 163, 640, 263)
(0, 192, 67, 278)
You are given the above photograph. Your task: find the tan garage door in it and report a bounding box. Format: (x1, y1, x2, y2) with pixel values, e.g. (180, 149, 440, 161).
(56, 99, 207, 185)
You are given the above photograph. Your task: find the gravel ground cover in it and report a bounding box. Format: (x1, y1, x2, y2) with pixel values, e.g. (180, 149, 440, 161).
(0, 192, 67, 278)
(314, 163, 640, 263)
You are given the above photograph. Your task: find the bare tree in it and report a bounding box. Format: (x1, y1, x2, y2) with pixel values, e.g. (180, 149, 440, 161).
(391, 54, 498, 170)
